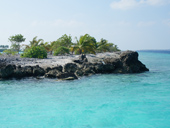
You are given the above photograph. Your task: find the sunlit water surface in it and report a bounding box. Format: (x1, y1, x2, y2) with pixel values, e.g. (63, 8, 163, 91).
(0, 51, 170, 128)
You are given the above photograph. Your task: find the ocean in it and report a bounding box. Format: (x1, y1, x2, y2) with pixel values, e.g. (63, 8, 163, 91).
(0, 51, 170, 128)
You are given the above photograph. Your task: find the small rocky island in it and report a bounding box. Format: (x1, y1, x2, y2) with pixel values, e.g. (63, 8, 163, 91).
(0, 51, 149, 80)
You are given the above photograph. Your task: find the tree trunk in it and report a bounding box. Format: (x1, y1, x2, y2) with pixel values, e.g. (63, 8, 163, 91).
(79, 49, 82, 54)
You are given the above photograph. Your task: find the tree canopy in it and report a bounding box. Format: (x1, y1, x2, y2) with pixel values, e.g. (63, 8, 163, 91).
(29, 36, 44, 47)
(53, 34, 72, 49)
(12, 33, 120, 58)
(70, 34, 96, 54)
(21, 36, 47, 59)
(96, 38, 120, 52)
(8, 34, 26, 53)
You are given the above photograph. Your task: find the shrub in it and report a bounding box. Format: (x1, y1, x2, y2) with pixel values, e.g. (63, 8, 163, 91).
(21, 46, 47, 59)
(3, 49, 17, 55)
(53, 46, 70, 56)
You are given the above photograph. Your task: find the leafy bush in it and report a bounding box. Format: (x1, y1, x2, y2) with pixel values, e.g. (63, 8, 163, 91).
(21, 46, 47, 59)
(3, 49, 17, 55)
(53, 46, 70, 56)
(0, 52, 2, 55)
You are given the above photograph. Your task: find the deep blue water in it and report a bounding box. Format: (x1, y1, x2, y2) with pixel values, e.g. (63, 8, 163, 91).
(0, 51, 170, 128)
(138, 50, 170, 54)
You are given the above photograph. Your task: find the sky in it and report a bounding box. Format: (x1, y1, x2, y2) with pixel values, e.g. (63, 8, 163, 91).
(0, 0, 170, 50)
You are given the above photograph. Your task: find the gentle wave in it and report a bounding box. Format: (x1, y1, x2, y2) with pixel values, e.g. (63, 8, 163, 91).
(0, 52, 170, 127)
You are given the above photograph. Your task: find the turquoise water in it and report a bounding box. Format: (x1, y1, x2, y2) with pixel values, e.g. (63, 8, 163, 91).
(0, 51, 170, 128)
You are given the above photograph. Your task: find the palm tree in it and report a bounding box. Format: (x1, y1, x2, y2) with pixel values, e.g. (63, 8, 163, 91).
(71, 34, 96, 54)
(96, 38, 110, 53)
(22, 36, 44, 51)
(111, 44, 120, 52)
(41, 42, 50, 52)
(52, 34, 72, 53)
(30, 36, 44, 47)
(41, 41, 56, 54)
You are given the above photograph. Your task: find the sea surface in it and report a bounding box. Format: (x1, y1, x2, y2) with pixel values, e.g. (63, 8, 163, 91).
(0, 50, 170, 128)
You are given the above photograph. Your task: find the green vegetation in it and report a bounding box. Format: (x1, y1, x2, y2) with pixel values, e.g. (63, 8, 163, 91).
(21, 46, 47, 59)
(3, 49, 17, 55)
(52, 34, 72, 56)
(8, 34, 26, 53)
(53, 34, 72, 48)
(41, 41, 54, 54)
(29, 36, 44, 47)
(6, 33, 120, 58)
(96, 38, 120, 53)
(70, 34, 120, 54)
(53, 46, 70, 56)
(70, 34, 96, 54)
(21, 37, 47, 59)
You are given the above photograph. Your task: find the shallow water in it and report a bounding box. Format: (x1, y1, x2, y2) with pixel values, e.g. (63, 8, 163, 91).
(0, 51, 170, 128)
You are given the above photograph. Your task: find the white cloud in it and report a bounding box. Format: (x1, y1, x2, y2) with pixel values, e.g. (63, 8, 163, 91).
(110, 0, 169, 10)
(137, 21, 156, 27)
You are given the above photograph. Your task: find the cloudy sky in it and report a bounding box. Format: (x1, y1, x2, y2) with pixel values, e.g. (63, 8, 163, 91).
(0, 0, 170, 50)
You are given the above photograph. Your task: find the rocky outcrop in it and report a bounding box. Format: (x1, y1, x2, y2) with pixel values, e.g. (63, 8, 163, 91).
(45, 69, 59, 78)
(73, 54, 88, 64)
(0, 64, 15, 78)
(103, 51, 149, 73)
(33, 65, 45, 76)
(120, 51, 149, 73)
(63, 63, 78, 73)
(56, 72, 78, 80)
(13, 65, 30, 78)
(0, 51, 149, 80)
(45, 66, 62, 78)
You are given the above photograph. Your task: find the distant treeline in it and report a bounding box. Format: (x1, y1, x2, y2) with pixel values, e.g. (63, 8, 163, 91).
(0, 49, 7, 52)
(0, 45, 9, 49)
